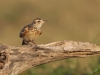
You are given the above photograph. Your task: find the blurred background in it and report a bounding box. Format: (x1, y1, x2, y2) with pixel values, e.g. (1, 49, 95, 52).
(0, 0, 100, 75)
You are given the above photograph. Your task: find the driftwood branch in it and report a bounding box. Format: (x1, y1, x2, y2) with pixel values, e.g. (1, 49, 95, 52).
(0, 41, 100, 75)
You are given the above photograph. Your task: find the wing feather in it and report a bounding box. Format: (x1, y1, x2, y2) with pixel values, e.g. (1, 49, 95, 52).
(19, 25, 29, 38)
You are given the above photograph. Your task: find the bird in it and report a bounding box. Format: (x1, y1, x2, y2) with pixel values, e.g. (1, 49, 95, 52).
(19, 18, 47, 46)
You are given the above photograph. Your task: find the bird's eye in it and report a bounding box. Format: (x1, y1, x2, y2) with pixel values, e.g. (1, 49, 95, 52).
(38, 21, 40, 22)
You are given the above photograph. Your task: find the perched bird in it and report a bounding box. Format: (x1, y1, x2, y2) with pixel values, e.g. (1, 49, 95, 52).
(19, 18, 47, 45)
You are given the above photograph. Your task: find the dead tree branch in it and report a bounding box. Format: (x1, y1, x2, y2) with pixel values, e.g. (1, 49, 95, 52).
(0, 41, 100, 75)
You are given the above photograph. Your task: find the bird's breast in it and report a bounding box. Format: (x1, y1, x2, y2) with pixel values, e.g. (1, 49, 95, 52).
(23, 29, 42, 41)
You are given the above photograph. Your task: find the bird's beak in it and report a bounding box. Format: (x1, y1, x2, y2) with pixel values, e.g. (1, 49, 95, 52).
(43, 20, 47, 22)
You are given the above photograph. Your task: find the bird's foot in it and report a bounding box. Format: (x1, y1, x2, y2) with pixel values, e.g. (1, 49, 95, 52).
(29, 42, 38, 51)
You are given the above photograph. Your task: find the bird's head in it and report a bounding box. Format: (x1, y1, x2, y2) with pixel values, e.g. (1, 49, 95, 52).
(33, 18, 47, 29)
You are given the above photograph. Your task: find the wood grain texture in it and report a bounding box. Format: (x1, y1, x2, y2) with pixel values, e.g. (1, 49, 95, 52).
(0, 41, 100, 75)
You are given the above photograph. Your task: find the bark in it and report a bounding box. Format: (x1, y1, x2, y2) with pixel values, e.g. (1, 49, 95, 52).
(0, 41, 100, 75)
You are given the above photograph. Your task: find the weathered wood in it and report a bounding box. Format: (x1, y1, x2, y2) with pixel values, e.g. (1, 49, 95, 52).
(0, 41, 100, 75)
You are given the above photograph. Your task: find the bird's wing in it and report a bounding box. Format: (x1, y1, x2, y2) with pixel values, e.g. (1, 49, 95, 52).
(19, 25, 30, 38)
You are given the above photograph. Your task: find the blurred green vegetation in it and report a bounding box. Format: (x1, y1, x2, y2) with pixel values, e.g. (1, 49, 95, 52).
(0, 0, 100, 75)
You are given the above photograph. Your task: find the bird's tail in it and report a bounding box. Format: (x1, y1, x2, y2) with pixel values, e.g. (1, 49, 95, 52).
(22, 40, 28, 45)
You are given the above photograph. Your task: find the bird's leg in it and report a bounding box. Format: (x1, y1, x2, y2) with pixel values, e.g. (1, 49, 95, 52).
(29, 41, 38, 50)
(32, 41, 37, 47)
(32, 41, 38, 51)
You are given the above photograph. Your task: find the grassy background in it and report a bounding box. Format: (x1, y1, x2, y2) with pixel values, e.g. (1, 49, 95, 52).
(0, 0, 100, 75)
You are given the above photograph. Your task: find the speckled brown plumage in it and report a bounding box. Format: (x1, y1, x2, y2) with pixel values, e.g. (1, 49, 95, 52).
(19, 18, 47, 45)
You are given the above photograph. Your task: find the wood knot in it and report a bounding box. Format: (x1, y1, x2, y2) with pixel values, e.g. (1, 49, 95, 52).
(0, 44, 8, 69)
(0, 52, 8, 69)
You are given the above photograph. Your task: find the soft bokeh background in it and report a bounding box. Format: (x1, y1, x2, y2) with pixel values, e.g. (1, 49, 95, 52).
(0, 0, 100, 75)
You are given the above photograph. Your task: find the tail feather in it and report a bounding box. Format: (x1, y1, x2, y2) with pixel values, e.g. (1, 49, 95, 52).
(22, 40, 28, 45)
